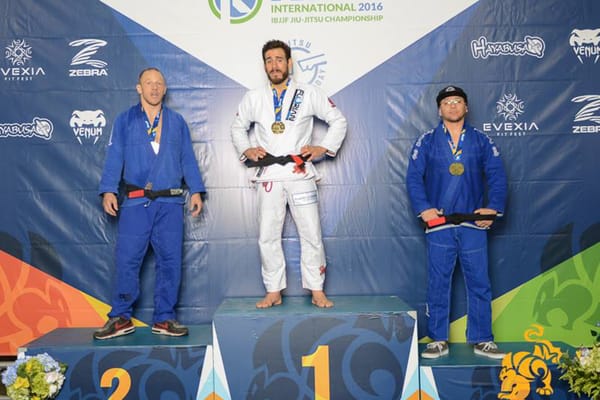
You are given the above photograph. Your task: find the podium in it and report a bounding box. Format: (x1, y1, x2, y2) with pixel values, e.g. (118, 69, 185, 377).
(17, 298, 583, 399)
(419, 342, 584, 400)
(20, 325, 212, 399)
(211, 295, 420, 399)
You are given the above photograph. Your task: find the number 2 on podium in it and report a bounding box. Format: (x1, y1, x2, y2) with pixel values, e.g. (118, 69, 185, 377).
(302, 345, 330, 400)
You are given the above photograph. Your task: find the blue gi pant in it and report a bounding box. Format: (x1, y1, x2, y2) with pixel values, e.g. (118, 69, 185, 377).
(108, 201, 183, 324)
(425, 226, 494, 344)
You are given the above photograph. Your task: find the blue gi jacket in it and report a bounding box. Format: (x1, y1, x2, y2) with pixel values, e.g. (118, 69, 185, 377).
(99, 103, 205, 206)
(406, 122, 507, 224)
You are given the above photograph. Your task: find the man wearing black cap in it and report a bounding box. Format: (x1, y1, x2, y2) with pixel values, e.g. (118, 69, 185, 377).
(406, 85, 508, 359)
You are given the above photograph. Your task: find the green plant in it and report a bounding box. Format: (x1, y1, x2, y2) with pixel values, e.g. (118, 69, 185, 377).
(558, 325, 600, 399)
(0, 353, 67, 400)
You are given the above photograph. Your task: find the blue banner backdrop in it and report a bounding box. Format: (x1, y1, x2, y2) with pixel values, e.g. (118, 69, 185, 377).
(1, 0, 599, 344)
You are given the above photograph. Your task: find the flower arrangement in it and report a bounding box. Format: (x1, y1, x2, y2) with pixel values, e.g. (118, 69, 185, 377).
(1, 352, 67, 400)
(558, 325, 600, 399)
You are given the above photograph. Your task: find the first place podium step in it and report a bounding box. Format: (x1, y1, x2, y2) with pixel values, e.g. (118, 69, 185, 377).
(211, 295, 420, 400)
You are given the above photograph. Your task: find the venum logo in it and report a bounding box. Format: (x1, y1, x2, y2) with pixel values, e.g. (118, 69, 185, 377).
(2, 39, 46, 81)
(572, 95, 600, 134)
(0, 117, 53, 140)
(289, 38, 327, 87)
(482, 93, 539, 137)
(471, 36, 545, 59)
(569, 28, 600, 64)
(69, 39, 108, 77)
(70, 109, 106, 144)
(208, 0, 262, 24)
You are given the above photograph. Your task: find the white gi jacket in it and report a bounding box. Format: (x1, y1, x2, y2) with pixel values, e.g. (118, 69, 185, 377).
(231, 79, 347, 182)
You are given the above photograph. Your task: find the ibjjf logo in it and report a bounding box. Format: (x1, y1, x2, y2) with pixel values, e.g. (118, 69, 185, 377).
(69, 109, 106, 144)
(572, 95, 600, 134)
(2, 39, 46, 81)
(289, 38, 327, 87)
(0, 117, 53, 140)
(471, 35, 545, 59)
(208, 0, 262, 24)
(483, 93, 539, 137)
(69, 39, 109, 77)
(569, 28, 600, 64)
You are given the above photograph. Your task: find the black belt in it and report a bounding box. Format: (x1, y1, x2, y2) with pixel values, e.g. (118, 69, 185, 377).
(424, 213, 497, 229)
(125, 184, 183, 200)
(244, 153, 309, 173)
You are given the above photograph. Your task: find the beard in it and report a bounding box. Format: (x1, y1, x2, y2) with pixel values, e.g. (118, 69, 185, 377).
(442, 110, 467, 123)
(444, 115, 465, 123)
(268, 68, 289, 85)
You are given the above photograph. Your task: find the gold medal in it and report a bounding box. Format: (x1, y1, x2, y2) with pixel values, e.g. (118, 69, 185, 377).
(449, 162, 464, 176)
(271, 121, 285, 134)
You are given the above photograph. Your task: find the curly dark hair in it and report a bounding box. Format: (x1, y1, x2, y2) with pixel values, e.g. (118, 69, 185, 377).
(261, 40, 291, 61)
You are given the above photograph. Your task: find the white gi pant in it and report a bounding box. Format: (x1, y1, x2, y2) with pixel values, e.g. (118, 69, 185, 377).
(257, 178, 326, 292)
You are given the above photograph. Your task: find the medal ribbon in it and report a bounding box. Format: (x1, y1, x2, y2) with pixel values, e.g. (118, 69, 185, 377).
(143, 106, 162, 142)
(271, 79, 290, 122)
(445, 127, 465, 160)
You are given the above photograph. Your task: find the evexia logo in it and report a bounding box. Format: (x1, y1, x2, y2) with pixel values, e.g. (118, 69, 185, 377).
(5, 39, 32, 65)
(482, 93, 539, 137)
(572, 95, 600, 133)
(208, 0, 262, 24)
(70, 109, 106, 144)
(496, 93, 524, 121)
(69, 39, 108, 77)
(569, 28, 600, 64)
(3, 39, 46, 81)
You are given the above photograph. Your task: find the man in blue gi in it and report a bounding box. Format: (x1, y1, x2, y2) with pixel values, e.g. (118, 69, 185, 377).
(406, 86, 507, 359)
(94, 67, 205, 339)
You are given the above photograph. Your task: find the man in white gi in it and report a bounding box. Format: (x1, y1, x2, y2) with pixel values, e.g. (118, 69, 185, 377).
(231, 39, 347, 308)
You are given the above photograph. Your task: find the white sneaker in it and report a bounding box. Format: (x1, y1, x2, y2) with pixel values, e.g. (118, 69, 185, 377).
(474, 341, 506, 359)
(421, 341, 449, 359)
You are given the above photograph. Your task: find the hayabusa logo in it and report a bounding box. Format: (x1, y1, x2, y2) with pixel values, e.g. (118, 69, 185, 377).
(69, 39, 108, 77)
(289, 38, 327, 87)
(497, 93, 525, 121)
(569, 28, 600, 64)
(483, 93, 539, 137)
(69, 109, 106, 144)
(5, 39, 32, 66)
(208, 0, 262, 24)
(572, 95, 600, 133)
(0, 118, 53, 140)
(471, 36, 545, 59)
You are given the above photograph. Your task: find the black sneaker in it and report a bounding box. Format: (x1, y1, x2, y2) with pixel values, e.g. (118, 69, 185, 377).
(152, 320, 189, 337)
(474, 341, 506, 359)
(93, 317, 135, 340)
(421, 341, 449, 359)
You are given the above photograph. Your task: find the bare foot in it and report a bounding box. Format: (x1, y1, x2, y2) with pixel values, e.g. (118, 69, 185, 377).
(256, 292, 282, 308)
(311, 290, 334, 308)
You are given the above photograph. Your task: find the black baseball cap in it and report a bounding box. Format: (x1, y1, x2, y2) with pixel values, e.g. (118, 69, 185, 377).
(436, 85, 468, 106)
